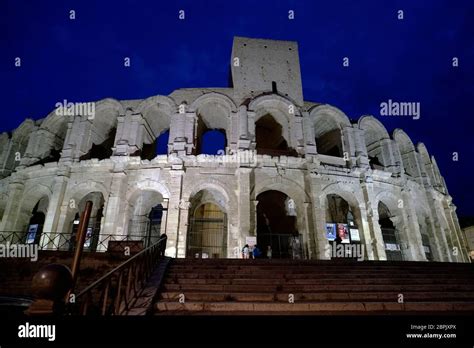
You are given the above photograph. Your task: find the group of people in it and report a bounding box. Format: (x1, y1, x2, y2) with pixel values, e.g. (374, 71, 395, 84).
(242, 244, 272, 259)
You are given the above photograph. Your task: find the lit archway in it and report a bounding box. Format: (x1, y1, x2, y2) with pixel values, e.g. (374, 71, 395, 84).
(256, 190, 300, 259)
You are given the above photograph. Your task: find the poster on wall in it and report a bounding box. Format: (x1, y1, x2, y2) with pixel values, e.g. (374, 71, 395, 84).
(26, 224, 38, 244)
(326, 223, 336, 241)
(349, 228, 360, 242)
(83, 228, 93, 248)
(246, 236, 257, 247)
(336, 223, 350, 243)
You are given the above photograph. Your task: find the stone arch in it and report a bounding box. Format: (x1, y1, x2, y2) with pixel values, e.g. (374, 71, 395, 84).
(185, 178, 236, 211)
(309, 105, 350, 157)
(374, 190, 411, 260)
(5, 119, 35, 172)
(190, 93, 236, 155)
(186, 184, 232, 259)
(23, 110, 69, 166)
(126, 180, 170, 202)
(125, 187, 167, 245)
(393, 129, 420, 178)
(0, 133, 10, 177)
(137, 95, 176, 139)
(393, 129, 415, 154)
(249, 95, 300, 155)
(320, 182, 367, 256)
(15, 183, 52, 233)
(358, 115, 392, 169)
(78, 99, 123, 161)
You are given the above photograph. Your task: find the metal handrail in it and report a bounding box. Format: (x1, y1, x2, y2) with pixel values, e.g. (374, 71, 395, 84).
(68, 238, 165, 315)
(0, 231, 160, 252)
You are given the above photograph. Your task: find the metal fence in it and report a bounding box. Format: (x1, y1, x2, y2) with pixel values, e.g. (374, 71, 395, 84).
(0, 231, 160, 253)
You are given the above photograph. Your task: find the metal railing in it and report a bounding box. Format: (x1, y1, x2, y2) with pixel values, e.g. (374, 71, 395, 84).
(68, 238, 165, 315)
(0, 231, 160, 252)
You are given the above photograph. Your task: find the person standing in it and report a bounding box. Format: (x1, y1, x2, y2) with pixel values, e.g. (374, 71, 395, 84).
(158, 232, 167, 257)
(267, 245, 272, 259)
(242, 244, 250, 259)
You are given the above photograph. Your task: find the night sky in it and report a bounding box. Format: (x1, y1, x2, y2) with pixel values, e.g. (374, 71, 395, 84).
(1, 0, 473, 217)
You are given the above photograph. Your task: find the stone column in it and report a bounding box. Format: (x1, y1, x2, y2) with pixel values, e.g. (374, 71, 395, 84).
(101, 171, 127, 237)
(169, 112, 187, 156)
(0, 177, 25, 233)
(400, 192, 427, 261)
(40, 171, 70, 249)
(237, 168, 252, 245)
(168, 169, 185, 258)
(237, 105, 251, 150)
(113, 111, 144, 156)
(302, 111, 317, 156)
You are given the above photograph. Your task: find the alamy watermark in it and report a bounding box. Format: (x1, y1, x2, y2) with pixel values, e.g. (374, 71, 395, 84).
(325, 243, 365, 261)
(380, 99, 420, 120)
(55, 99, 95, 120)
(0, 242, 38, 261)
(199, 149, 257, 166)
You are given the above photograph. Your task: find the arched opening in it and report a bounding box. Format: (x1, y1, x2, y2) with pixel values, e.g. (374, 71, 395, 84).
(316, 129, 343, 157)
(256, 190, 301, 259)
(141, 129, 169, 160)
(68, 192, 105, 252)
(378, 202, 403, 261)
(324, 194, 362, 259)
(255, 115, 295, 156)
(128, 190, 168, 248)
(187, 202, 227, 258)
(193, 101, 230, 156)
(199, 129, 226, 155)
(25, 200, 47, 245)
(80, 127, 117, 161)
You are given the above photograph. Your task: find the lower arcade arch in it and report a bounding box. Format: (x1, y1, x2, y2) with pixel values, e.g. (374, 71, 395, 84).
(256, 190, 301, 259)
(186, 189, 228, 258)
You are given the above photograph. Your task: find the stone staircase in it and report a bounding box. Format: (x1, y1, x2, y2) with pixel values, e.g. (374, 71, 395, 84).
(154, 259, 474, 315)
(0, 251, 127, 298)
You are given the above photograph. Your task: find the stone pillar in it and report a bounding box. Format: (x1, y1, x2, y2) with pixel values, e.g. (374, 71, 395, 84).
(341, 126, 356, 167)
(293, 114, 305, 155)
(309, 179, 330, 260)
(237, 105, 251, 150)
(0, 177, 25, 232)
(114, 111, 144, 156)
(302, 111, 317, 156)
(400, 192, 427, 261)
(363, 205, 385, 261)
(101, 171, 127, 237)
(302, 202, 315, 259)
(169, 112, 187, 156)
(352, 127, 369, 169)
(40, 171, 70, 249)
(60, 115, 93, 162)
(237, 168, 252, 246)
(168, 169, 184, 258)
(360, 179, 386, 260)
(449, 207, 470, 262)
(379, 138, 396, 172)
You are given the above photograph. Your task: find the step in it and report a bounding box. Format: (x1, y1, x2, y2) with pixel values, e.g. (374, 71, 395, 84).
(162, 283, 474, 293)
(155, 301, 474, 314)
(163, 277, 474, 286)
(159, 291, 474, 302)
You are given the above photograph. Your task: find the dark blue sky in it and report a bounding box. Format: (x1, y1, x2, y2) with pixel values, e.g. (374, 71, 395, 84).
(1, 0, 473, 216)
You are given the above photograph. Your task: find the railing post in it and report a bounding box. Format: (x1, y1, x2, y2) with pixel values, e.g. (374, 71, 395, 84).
(71, 201, 93, 288)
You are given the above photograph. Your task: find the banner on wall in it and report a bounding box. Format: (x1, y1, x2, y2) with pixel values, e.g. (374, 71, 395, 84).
(349, 228, 360, 242)
(336, 223, 350, 244)
(246, 236, 257, 247)
(326, 223, 336, 241)
(26, 224, 38, 244)
(83, 228, 93, 248)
